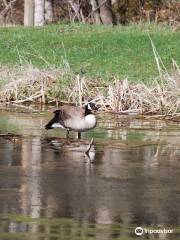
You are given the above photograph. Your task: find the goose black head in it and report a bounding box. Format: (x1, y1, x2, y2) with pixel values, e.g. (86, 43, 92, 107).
(84, 101, 98, 115)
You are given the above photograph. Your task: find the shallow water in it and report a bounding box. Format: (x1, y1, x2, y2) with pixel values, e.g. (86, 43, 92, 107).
(0, 107, 180, 240)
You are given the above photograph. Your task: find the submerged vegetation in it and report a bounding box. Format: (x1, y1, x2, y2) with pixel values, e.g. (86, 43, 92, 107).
(0, 214, 134, 240)
(0, 214, 180, 240)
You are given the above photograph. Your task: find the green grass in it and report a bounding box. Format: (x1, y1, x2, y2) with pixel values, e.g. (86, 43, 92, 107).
(0, 23, 179, 83)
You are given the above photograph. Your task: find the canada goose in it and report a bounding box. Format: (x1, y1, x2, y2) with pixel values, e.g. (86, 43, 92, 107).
(45, 102, 97, 139)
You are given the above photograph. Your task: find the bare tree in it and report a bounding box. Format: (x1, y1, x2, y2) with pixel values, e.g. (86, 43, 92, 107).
(0, 0, 17, 25)
(24, 0, 34, 26)
(90, 0, 102, 24)
(98, 0, 113, 24)
(45, 0, 53, 23)
(24, 0, 52, 26)
(89, 0, 114, 25)
(68, 0, 82, 22)
(34, 0, 45, 26)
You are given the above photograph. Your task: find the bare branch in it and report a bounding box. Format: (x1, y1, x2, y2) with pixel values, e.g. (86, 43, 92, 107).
(2, 0, 8, 7)
(68, 0, 81, 22)
(88, 0, 107, 19)
(0, 0, 17, 18)
(89, 0, 102, 24)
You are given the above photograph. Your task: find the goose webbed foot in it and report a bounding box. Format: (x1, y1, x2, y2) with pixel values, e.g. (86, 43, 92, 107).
(78, 132, 81, 139)
(66, 129, 70, 138)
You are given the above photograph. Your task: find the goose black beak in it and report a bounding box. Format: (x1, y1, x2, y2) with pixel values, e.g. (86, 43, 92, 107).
(92, 106, 99, 112)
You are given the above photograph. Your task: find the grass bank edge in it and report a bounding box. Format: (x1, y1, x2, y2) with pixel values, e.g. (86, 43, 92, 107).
(0, 23, 179, 83)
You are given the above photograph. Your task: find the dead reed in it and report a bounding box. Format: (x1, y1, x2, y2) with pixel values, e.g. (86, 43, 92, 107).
(0, 64, 68, 104)
(0, 63, 179, 119)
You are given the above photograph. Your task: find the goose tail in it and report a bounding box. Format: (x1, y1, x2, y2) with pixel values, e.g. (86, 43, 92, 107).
(45, 110, 64, 129)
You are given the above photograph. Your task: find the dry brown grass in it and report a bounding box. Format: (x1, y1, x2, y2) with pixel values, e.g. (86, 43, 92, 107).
(0, 64, 65, 103)
(102, 71, 180, 116)
(0, 62, 179, 120)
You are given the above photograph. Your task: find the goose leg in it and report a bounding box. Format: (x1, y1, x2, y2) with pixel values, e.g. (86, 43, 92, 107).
(66, 129, 70, 138)
(78, 132, 81, 139)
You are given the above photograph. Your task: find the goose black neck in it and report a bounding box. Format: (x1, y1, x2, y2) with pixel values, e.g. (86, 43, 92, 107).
(85, 105, 92, 116)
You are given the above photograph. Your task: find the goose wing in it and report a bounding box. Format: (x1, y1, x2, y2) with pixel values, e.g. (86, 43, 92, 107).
(45, 106, 85, 129)
(61, 105, 85, 121)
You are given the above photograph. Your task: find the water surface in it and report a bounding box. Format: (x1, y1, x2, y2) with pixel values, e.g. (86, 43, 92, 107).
(0, 107, 180, 239)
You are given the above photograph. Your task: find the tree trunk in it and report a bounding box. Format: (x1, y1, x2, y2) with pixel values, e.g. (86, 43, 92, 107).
(90, 0, 102, 24)
(24, 0, 34, 26)
(34, 0, 45, 26)
(45, 0, 53, 23)
(98, 0, 114, 25)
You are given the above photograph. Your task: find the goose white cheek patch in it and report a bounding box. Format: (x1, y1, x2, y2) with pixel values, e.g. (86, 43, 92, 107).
(87, 104, 92, 110)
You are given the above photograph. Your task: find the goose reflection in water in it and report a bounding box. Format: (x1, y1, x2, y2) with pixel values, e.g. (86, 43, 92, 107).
(43, 137, 96, 163)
